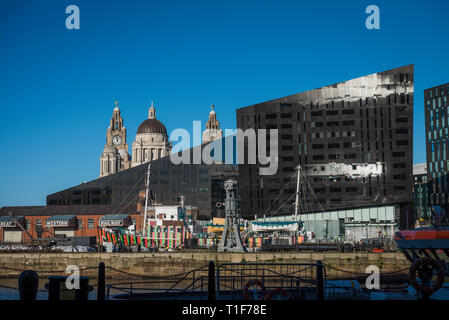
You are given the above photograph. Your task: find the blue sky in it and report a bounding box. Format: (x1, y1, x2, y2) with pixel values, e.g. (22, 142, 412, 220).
(1, 0, 449, 206)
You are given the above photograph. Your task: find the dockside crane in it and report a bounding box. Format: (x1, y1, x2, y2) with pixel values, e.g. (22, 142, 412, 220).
(8, 212, 55, 251)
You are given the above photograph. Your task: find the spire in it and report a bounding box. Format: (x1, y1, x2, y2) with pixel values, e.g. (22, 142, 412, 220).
(114, 100, 120, 112)
(206, 104, 219, 129)
(148, 100, 156, 119)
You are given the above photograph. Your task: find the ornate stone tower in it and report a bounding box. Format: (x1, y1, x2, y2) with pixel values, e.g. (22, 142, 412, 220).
(202, 105, 223, 144)
(131, 101, 171, 167)
(99, 101, 131, 177)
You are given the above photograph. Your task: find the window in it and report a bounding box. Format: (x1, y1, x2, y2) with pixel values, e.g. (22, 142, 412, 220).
(88, 218, 94, 229)
(396, 128, 408, 134)
(78, 219, 83, 230)
(395, 117, 408, 123)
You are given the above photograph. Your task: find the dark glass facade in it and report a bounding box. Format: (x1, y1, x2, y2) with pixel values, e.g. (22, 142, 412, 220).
(425, 82, 449, 217)
(47, 140, 238, 220)
(236, 65, 414, 226)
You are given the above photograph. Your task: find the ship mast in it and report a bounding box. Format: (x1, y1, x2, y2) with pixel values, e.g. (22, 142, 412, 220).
(142, 163, 151, 236)
(294, 165, 301, 223)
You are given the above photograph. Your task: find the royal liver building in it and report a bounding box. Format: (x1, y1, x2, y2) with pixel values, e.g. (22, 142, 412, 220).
(99, 102, 131, 177)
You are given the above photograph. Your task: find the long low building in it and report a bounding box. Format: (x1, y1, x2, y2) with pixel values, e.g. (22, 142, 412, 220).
(249, 204, 399, 241)
(46, 136, 238, 220)
(0, 204, 139, 243)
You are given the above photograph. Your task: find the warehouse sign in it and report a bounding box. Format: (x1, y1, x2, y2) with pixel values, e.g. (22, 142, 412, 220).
(46, 220, 70, 227)
(0, 221, 17, 227)
(99, 220, 124, 227)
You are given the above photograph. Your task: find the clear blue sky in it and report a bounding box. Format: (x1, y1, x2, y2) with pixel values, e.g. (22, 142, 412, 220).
(1, 0, 449, 206)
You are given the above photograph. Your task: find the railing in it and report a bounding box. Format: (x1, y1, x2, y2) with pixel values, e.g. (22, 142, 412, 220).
(106, 265, 210, 299)
(106, 261, 326, 300)
(216, 262, 325, 300)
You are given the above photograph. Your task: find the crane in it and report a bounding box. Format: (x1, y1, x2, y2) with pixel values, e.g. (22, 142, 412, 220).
(8, 212, 55, 251)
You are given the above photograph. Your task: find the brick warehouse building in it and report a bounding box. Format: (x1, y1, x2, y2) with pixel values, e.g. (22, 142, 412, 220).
(0, 204, 140, 243)
(236, 65, 414, 229)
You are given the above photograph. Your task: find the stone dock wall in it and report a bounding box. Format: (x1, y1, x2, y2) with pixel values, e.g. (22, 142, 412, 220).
(0, 252, 410, 279)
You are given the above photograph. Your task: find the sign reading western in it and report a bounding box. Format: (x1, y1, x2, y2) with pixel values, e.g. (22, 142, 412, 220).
(46, 220, 70, 227)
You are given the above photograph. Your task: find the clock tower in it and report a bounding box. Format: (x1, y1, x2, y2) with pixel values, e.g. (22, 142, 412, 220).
(100, 101, 131, 177)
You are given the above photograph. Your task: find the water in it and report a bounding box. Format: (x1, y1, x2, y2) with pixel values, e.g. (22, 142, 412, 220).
(2, 277, 449, 300)
(0, 277, 98, 300)
(0, 277, 183, 300)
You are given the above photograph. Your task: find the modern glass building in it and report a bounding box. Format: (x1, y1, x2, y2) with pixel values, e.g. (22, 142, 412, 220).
(236, 65, 414, 229)
(47, 137, 238, 220)
(425, 82, 449, 217)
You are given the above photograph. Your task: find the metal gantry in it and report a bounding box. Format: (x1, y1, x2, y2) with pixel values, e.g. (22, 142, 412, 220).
(217, 179, 247, 252)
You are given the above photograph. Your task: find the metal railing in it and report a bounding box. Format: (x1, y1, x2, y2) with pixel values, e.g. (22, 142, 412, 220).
(216, 262, 325, 300)
(106, 261, 326, 300)
(106, 265, 210, 299)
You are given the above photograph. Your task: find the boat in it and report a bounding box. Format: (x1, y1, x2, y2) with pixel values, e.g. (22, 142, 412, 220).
(394, 205, 449, 298)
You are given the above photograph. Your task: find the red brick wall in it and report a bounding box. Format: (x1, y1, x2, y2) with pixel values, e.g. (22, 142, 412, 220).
(74, 215, 103, 237)
(0, 214, 143, 243)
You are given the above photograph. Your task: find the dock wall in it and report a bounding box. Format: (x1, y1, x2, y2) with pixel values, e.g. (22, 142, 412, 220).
(0, 252, 410, 279)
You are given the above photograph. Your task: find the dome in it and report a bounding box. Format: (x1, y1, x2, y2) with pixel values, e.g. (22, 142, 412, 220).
(103, 144, 118, 154)
(137, 118, 167, 134)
